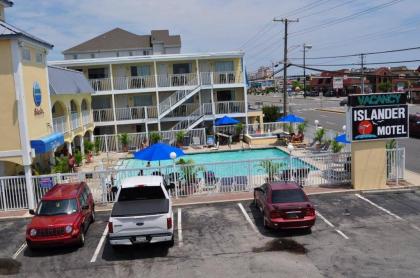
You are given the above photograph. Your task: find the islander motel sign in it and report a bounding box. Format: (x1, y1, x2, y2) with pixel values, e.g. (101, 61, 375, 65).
(347, 92, 408, 142)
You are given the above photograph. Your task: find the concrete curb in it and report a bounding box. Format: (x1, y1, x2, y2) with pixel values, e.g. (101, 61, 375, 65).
(314, 108, 345, 114)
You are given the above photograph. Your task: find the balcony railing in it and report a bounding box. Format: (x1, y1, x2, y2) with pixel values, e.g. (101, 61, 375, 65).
(70, 112, 81, 130)
(214, 101, 245, 114)
(82, 110, 91, 126)
(93, 108, 114, 122)
(88, 72, 243, 92)
(115, 106, 157, 121)
(52, 116, 68, 134)
(89, 78, 112, 91)
(202, 103, 213, 115)
(113, 75, 156, 90)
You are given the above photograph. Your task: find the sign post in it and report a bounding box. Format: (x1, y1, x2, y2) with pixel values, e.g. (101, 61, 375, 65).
(347, 92, 408, 189)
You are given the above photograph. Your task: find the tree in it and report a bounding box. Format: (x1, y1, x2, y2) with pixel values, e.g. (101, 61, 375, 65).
(378, 81, 392, 92)
(292, 80, 303, 90)
(262, 106, 281, 122)
(149, 132, 162, 144)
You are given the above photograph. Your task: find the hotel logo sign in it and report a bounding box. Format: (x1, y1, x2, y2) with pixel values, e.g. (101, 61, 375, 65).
(33, 82, 44, 115)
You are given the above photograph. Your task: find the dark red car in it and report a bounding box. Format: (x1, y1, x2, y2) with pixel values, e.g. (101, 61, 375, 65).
(26, 182, 95, 249)
(409, 113, 420, 138)
(254, 182, 315, 231)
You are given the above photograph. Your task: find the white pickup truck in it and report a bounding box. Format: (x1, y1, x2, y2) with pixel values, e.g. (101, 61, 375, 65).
(108, 176, 175, 247)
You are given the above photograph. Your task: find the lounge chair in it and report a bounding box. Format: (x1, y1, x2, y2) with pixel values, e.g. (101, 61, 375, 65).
(191, 137, 202, 149)
(206, 135, 215, 147)
(211, 141, 219, 150)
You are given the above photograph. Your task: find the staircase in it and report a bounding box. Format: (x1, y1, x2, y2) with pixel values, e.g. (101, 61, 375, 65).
(159, 85, 201, 119)
(171, 106, 204, 131)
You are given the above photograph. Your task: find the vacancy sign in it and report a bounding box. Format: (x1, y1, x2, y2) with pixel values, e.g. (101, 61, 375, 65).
(333, 77, 343, 89)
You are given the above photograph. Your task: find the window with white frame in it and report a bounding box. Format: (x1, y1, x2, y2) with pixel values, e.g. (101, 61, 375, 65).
(215, 61, 234, 72)
(22, 47, 31, 62)
(35, 51, 44, 64)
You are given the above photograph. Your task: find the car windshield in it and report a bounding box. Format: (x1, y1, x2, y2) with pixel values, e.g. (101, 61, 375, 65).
(271, 189, 307, 204)
(118, 186, 165, 201)
(36, 199, 78, 216)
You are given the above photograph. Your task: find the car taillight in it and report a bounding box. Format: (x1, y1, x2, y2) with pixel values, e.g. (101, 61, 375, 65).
(108, 221, 113, 233)
(305, 208, 315, 216)
(270, 211, 282, 219)
(167, 217, 172, 229)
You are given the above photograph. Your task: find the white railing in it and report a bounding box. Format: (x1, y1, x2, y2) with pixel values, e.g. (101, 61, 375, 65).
(199, 72, 212, 85)
(89, 78, 112, 92)
(157, 73, 198, 88)
(166, 103, 200, 118)
(93, 128, 206, 153)
(215, 124, 238, 135)
(93, 108, 114, 122)
(146, 106, 158, 119)
(0, 148, 407, 210)
(213, 71, 240, 84)
(70, 112, 81, 130)
(52, 116, 68, 134)
(214, 101, 245, 114)
(171, 106, 204, 131)
(247, 122, 284, 135)
(113, 75, 156, 90)
(202, 103, 213, 115)
(82, 110, 91, 126)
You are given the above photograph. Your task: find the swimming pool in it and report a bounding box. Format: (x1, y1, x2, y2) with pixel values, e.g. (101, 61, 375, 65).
(117, 148, 314, 177)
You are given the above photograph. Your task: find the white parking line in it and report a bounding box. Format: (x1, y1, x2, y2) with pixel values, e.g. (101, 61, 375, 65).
(355, 194, 402, 220)
(90, 225, 108, 263)
(237, 203, 258, 233)
(315, 211, 349, 240)
(177, 208, 183, 247)
(12, 242, 27, 259)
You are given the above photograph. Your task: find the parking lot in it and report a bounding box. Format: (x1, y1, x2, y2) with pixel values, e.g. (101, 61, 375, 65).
(3, 189, 420, 277)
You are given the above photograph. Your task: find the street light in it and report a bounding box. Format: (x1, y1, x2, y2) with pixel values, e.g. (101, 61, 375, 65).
(342, 125, 346, 132)
(314, 119, 319, 128)
(170, 152, 178, 198)
(287, 144, 294, 178)
(303, 43, 312, 98)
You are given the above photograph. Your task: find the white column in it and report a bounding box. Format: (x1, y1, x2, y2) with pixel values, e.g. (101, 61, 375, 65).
(80, 136, 85, 156)
(153, 61, 161, 131)
(109, 64, 114, 91)
(24, 165, 35, 210)
(111, 93, 117, 134)
(242, 57, 249, 133)
(66, 141, 73, 155)
(195, 59, 200, 85)
(90, 131, 94, 143)
(210, 87, 216, 135)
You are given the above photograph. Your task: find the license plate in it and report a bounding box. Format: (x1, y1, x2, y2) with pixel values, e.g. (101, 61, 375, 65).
(135, 236, 148, 243)
(286, 211, 301, 219)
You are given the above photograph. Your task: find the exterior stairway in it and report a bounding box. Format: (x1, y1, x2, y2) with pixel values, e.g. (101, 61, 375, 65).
(158, 84, 201, 119)
(170, 105, 205, 131)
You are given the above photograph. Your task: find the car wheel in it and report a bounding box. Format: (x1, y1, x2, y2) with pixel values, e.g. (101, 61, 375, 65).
(26, 242, 36, 252)
(91, 209, 95, 223)
(166, 236, 175, 248)
(78, 229, 85, 247)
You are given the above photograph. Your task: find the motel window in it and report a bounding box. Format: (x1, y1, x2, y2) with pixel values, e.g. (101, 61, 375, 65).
(22, 47, 31, 62)
(129, 51, 133, 56)
(35, 51, 44, 64)
(143, 50, 150, 55)
(72, 54, 78, 59)
(215, 61, 234, 72)
(90, 53, 95, 59)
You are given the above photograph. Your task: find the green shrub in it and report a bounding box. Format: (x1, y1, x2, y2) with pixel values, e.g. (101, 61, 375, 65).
(297, 122, 307, 134)
(150, 132, 162, 144)
(176, 131, 186, 145)
(118, 133, 129, 146)
(52, 156, 70, 173)
(84, 141, 94, 152)
(74, 150, 83, 166)
(331, 138, 344, 153)
(94, 138, 101, 155)
(314, 128, 325, 143)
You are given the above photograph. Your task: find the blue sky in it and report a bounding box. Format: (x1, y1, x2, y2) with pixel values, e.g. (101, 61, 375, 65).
(6, 0, 420, 73)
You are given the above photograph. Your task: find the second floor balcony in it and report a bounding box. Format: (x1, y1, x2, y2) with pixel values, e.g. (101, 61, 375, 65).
(88, 71, 243, 92)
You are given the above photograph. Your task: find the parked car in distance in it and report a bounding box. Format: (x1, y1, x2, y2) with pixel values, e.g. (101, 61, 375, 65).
(409, 113, 420, 138)
(305, 90, 319, 97)
(26, 182, 95, 250)
(108, 176, 175, 248)
(339, 99, 348, 106)
(253, 182, 315, 231)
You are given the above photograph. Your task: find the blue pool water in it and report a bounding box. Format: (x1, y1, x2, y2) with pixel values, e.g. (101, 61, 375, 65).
(117, 148, 314, 178)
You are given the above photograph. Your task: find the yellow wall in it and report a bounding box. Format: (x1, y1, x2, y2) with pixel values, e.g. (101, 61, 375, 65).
(21, 46, 53, 140)
(0, 40, 21, 154)
(351, 140, 387, 190)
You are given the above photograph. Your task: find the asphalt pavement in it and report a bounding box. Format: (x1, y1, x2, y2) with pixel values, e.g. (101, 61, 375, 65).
(4, 190, 420, 277)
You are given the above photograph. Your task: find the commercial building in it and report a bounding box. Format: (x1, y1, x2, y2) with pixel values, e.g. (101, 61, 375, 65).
(51, 28, 262, 136)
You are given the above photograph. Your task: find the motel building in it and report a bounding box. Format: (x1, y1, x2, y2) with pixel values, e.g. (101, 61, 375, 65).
(0, 1, 94, 207)
(49, 28, 263, 138)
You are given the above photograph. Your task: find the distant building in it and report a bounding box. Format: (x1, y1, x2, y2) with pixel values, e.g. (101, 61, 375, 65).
(63, 28, 181, 60)
(309, 69, 369, 96)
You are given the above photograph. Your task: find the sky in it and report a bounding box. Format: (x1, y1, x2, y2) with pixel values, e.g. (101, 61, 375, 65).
(5, 0, 420, 74)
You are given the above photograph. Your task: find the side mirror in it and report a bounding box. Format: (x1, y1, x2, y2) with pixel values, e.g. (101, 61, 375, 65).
(166, 183, 175, 190)
(111, 186, 118, 193)
(29, 209, 35, 215)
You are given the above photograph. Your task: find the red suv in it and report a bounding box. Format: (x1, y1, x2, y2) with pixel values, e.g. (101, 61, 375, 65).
(254, 182, 315, 231)
(26, 182, 95, 249)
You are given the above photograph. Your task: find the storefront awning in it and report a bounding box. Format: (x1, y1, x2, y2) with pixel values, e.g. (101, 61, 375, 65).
(30, 132, 64, 154)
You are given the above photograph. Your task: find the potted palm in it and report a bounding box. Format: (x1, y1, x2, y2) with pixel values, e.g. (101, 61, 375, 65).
(331, 139, 344, 162)
(314, 128, 325, 150)
(94, 138, 101, 155)
(176, 158, 205, 194)
(176, 130, 186, 147)
(235, 123, 244, 142)
(84, 141, 94, 163)
(259, 160, 284, 182)
(118, 133, 129, 152)
(74, 150, 84, 169)
(150, 132, 162, 144)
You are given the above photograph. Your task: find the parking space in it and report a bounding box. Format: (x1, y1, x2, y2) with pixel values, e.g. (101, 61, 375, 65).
(3, 190, 420, 277)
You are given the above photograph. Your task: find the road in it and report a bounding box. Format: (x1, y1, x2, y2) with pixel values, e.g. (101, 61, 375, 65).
(249, 94, 420, 173)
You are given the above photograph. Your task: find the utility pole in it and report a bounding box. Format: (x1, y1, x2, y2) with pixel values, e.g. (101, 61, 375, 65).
(360, 53, 365, 94)
(274, 17, 298, 116)
(303, 43, 312, 98)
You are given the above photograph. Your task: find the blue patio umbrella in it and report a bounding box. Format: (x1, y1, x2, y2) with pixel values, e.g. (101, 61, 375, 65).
(133, 143, 185, 161)
(276, 114, 305, 123)
(215, 115, 240, 126)
(335, 134, 351, 144)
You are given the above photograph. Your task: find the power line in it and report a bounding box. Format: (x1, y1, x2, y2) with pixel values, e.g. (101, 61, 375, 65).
(302, 58, 420, 67)
(289, 0, 404, 38)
